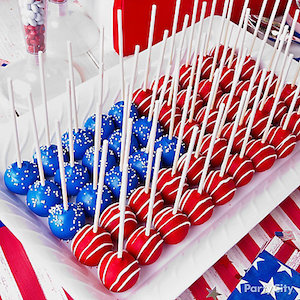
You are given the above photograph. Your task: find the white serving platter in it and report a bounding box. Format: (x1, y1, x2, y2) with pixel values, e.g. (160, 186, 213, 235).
(0, 16, 299, 300)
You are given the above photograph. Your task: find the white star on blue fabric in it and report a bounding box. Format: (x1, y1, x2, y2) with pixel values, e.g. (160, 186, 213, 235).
(293, 286, 300, 300)
(236, 279, 248, 293)
(259, 277, 281, 300)
(252, 257, 264, 271)
(277, 261, 293, 277)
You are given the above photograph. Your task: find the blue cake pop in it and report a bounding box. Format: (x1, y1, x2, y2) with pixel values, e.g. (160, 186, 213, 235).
(82, 146, 117, 175)
(132, 116, 164, 148)
(62, 128, 94, 161)
(33, 145, 68, 177)
(108, 129, 139, 160)
(84, 114, 115, 140)
(154, 135, 186, 167)
(48, 203, 86, 240)
(54, 162, 90, 196)
(26, 180, 62, 217)
(4, 161, 39, 195)
(104, 166, 139, 199)
(76, 183, 114, 217)
(128, 149, 155, 182)
(108, 101, 139, 128)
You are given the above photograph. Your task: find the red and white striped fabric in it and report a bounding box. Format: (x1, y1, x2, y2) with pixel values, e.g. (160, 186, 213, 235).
(179, 188, 300, 300)
(0, 188, 299, 299)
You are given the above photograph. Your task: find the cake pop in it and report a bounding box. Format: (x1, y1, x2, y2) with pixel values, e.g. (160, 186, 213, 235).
(128, 149, 152, 182)
(4, 79, 38, 195)
(84, 114, 115, 140)
(281, 84, 300, 107)
(159, 100, 182, 130)
(48, 122, 85, 240)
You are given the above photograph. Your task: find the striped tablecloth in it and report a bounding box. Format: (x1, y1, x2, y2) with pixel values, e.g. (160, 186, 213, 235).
(0, 188, 299, 300)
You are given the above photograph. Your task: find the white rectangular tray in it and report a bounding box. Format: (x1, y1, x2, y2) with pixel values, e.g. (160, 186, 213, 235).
(0, 17, 299, 300)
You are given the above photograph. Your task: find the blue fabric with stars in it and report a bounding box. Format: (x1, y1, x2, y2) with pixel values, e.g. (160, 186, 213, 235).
(228, 250, 300, 299)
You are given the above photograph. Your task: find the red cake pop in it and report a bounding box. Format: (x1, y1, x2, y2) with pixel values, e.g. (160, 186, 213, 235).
(177, 152, 206, 186)
(174, 120, 200, 144)
(281, 111, 300, 141)
(72, 225, 113, 266)
(159, 100, 182, 130)
(98, 250, 140, 292)
(195, 108, 218, 133)
(216, 94, 240, 122)
(266, 126, 297, 158)
(233, 55, 256, 81)
(132, 89, 152, 116)
(177, 89, 204, 114)
(219, 66, 235, 93)
(255, 70, 278, 94)
(157, 168, 188, 204)
(209, 45, 232, 64)
(200, 55, 214, 79)
(235, 81, 258, 108)
(153, 207, 190, 244)
(260, 95, 287, 124)
(179, 64, 193, 89)
(198, 79, 223, 104)
(152, 75, 174, 100)
(280, 83, 300, 107)
(125, 227, 163, 265)
(245, 109, 269, 138)
(128, 187, 164, 223)
(225, 154, 255, 187)
(179, 189, 214, 225)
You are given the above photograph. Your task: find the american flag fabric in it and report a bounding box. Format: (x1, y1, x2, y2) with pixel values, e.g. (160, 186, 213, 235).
(0, 188, 299, 300)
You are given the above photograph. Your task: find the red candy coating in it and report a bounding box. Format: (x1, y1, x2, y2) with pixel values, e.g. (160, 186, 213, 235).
(152, 76, 174, 100)
(159, 100, 182, 130)
(220, 66, 235, 93)
(216, 94, 240, 122)
(280, 84, 300, 107)
(225, 154, 255, 187)
(261, 95, 288, 124)
(198, 79, 223, 104)
(232, 55, 256, 81)
(204, 170, 236, 205)
(180, 189, 214, 225)
(174, 120, 200, 145)
(132, 88, 152, 116)
(157, 168, 188, 205)
(255, 70, 278, 95)
(128, 186, 164, 223)
(235, 81, 258, 108)
(99, 203, 138, 240)
(266, 126, 297, 158)
(280, 112, 300, 141)
(98, 250, 140, 292)
(195, 108, 218, 133)
(125, 226, 163, 265)
(71, 225, 113, 266)
(177, 89, 204, 115)
(179, 64, 193, 89)
(153, 207, 190, 244)
(200, 55, 214, 79)
(245, 139, 277, 172)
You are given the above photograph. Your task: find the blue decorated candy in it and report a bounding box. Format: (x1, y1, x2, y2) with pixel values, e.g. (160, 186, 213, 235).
(82, 145, 117, 175)
(133, 116, 164, 148)
(48, 203, 85, 240)
(76, 183, 114, 218)
(27, 180, 62, 217)
(154, 135, 186, 167)
(108, 101, 139, 128)
(33, 144, 68, 177)
(104, 166, 139, 199)
(84, 114, 115, 140)
(4, 161, 39, 195)
(128, 149, 154, 182)
(62, 128, 94, 160)
(108, 129, 139, 160)
(54, 162, 90, 196)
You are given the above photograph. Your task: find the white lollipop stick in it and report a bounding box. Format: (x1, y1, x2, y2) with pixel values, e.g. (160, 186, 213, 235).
(227, 0, 249, 67)
(185, 0, 199, 66)
(292, 64, 300, 88)
(267, 0, 293, 70)
(283, 83, 300, 130)
(179, 15, 190, 60)
(259, 26, 288, 111)
(67, 41, 78, 132)
(158, 63, 172, 108)
(7, 78, 22, 168)
(189, 36, 206, 123)
(298, 106, 300, 115)
(67, 80, 75, 167)
(240, 69, 267, 158)
(222, 0, 234, 44)
(56, 121, 68, 211)
(172, 85, 193, 175)
(173, 126, 198, 214)
(38, 51, 50, 147)
(93, 104, 101, 190)
(198, 103, 225, 194)
(218, 47, 247, 136)
(130, 45, 140, 100)
(93, 140, 108, 233)
(99, 26, 104, 69)
(219, 91, 246, 177)
(117, 9, 125, 100)
(117, 118, 133, 258)
(145, 147, 162, 236)
(262, 55, 293, 143)
(145, 101, 160, 193)
(28, 92, 45, 186)
(204, 0, 217, 55)
(148, 30, 169, 121)
(143, 5, 157, 91)
(120, 84, 130, 171)
(195, 68, 220, 157)
(275, 10, 299, 92)
(209, 0, 230, 82)
(249, 0, 268, 55)
(169, 0, 182, 64)
(169, 60, 180, 139)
